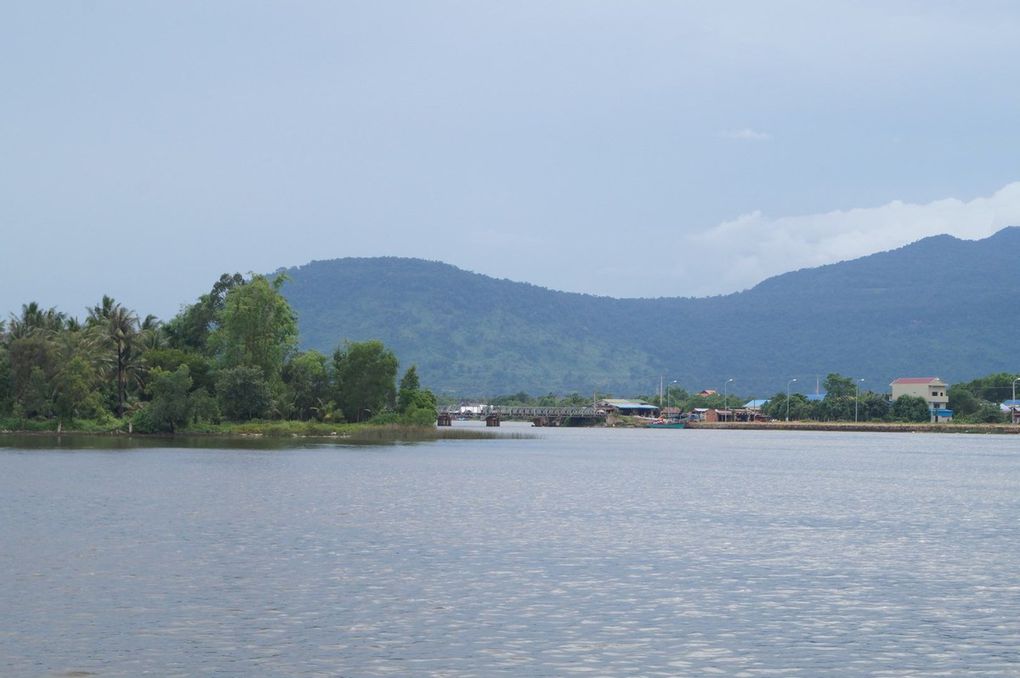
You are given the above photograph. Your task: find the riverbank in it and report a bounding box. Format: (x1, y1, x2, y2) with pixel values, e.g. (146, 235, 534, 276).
(0, 419, 507, 441)
(687, 421, 1020, 434)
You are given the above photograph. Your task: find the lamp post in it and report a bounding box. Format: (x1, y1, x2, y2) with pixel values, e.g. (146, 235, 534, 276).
(855, 378, 865, 423)
(786, 378, 797, 421)
(723, 378, 734, 421)
(669, 379, 679, 421)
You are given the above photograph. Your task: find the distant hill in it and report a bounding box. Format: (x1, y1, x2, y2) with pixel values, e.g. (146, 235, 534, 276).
(279, 227, 1020, 397)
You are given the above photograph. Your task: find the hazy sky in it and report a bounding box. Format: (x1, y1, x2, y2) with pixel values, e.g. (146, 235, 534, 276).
(4, 1, 1020, 320)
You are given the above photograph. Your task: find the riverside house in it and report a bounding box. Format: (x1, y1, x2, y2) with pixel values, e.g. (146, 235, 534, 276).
(890, 377, 953, 422)
(598, 399, 661, 418)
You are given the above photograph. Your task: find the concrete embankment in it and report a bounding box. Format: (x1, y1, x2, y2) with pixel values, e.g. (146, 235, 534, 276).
(686, 421, 1020, 434)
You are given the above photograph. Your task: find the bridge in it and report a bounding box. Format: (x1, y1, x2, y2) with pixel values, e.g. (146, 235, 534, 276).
(439, 405, 606, 427)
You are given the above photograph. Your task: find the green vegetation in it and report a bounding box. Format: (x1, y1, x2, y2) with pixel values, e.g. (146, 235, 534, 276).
(482, 370, 1018, 425)
(948, 373, 1014, 423)
(0, 274, 438, 434)
(280, 228, 1020, 395)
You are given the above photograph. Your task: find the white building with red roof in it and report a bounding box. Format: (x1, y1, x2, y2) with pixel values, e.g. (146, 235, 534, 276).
(890, 377, 952, 422)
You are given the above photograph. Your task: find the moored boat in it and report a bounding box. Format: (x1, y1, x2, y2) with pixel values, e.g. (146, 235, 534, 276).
(646, 420, 686, 429)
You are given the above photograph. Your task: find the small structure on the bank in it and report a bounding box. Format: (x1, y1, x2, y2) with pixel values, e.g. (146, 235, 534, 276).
(598, 399, 660, 418)
(891, 377, 953, 422)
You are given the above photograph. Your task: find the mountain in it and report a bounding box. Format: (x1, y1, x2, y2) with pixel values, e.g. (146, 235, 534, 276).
(279, 228, 1020, 397)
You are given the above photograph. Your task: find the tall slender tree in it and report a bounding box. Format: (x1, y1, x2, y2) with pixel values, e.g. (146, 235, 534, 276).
(87, 297, 141, 418)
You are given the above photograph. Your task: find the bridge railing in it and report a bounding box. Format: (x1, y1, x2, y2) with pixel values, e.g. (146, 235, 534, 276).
(441, 406, 605, 418)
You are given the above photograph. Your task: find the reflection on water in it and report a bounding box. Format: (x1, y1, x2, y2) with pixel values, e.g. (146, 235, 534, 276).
(2, 426, 1019, 676)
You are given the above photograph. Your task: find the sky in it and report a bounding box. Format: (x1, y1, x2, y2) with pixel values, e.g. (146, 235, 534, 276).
(3, 1, 1020, 320)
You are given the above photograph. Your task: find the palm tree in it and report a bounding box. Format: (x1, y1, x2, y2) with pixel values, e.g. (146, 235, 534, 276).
(87, 295, 117, 326)
(138, 314, 165, 352)
(109, 305, 140, 418)
(7, 302, 66, 342)
(86, 297, 140, 418)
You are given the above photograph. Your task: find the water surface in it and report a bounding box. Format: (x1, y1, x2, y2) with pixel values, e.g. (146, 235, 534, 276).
(2, 426, 1019, 676)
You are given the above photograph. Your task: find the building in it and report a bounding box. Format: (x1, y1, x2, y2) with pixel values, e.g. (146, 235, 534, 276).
(890, 377, 952, 422)
(598, 399, 660, 417)
(1000, 399, 1020, 424)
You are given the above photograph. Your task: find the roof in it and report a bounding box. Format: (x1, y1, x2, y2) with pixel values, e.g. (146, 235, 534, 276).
(600, 399, 658, 409)
(891, 377, 945, 385)
(805, 393, 826, 402)
(744, 399, 769, 408)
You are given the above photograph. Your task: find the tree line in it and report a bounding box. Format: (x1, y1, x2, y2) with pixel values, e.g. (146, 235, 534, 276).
(756, 373, 1015, 424)
(0, 273, 437, 432)
(483, 371, 1018, 424)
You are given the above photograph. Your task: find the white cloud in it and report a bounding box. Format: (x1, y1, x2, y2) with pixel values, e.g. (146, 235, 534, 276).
(720, 127, 771, 141)
(675, 181, 1020, 296)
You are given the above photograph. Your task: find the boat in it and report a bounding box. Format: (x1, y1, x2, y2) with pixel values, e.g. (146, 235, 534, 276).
(646, 419, 686, 429)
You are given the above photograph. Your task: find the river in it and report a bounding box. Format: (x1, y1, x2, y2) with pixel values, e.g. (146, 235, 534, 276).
(2, 424, 1019, 676)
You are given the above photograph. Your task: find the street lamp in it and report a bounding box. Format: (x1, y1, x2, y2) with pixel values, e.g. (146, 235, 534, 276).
(855, 378, 865, 423)
(786, 378, 797, 421)
(669, 379, 679, 420)
(723, 378, 734, 421)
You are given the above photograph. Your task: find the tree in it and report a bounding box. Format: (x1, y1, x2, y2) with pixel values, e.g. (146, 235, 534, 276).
(968, 403, 1007, 424)
(948, 385, 980, 419)
(216, 365, 272, 421)
(402, 388, 438, 426)
(0, 342, 11, 415)
(20, 366, 53, 418)
(147, 366, 194, 432)
(763, 392, 811, 421)
(8, 335, 58, 410)
(333, 340, 398, 422)
(968, 373, 1017, 404)
(891, 395, 930, 422)
(7, 302, 66, 340)
(282, 351, 332, 421)
(53, 355, 104, 420)
(211, 274, 297, 384)
(144, 348, 215, 395)
(397, 365, 422, 413)
(396, 365, 437, 425)
(857, 391, 890, 421)
(87, 298, 142, 418)
(164, 273, 244, 353)
(822, 373, 856, 400)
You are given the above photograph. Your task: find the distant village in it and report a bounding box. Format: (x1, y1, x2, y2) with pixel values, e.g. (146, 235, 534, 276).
(445, 376, 1020, 427)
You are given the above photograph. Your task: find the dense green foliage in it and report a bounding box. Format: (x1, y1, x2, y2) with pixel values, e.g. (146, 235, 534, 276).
(0, 275, 437, 432)
(889, 395, 933, 423)
(281, 228, 1020, 395)
(948, 373, 1014, 423)
(333, 340, 399, 422)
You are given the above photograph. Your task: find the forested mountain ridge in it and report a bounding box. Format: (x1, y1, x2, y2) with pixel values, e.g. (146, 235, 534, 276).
(280, 228, 1020, 396)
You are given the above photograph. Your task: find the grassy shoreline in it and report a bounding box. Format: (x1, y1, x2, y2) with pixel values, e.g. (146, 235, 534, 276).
(0, 419, 509, 441)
